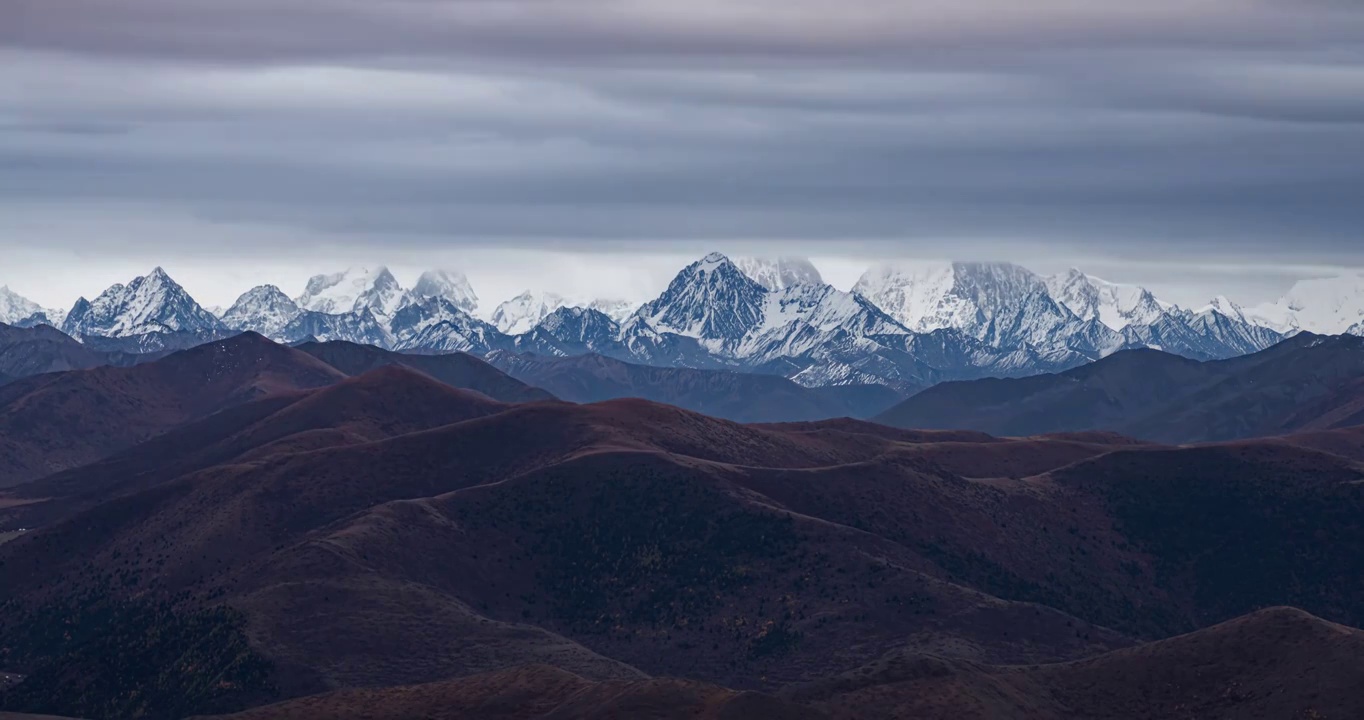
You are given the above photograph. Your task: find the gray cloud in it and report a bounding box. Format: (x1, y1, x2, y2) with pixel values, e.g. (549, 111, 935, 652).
(3, 0, 1364, 277)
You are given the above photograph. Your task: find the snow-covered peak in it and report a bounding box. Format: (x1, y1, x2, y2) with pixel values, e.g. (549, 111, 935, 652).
(1046, 268, 1168, 330)
(390, 295, 501, 353)
(405, 269, 478, 313)
(1196, 295, 1246, 320)
(854, 261, 1050, 334)
(222, 285, 302, 338)
(1244, 274, 1364, 334)
(529, 306, 622, 348)
(490, 290, 568, 335)
(852, 261, 1116, 355)
(0, 285, 43, 325)
(636, 253, 767, 340)
(950, 261, 1052, 310)
(587, 298, 637, 323)
(281, 306, 394, 349)
(296, 266, 405, 319)
(736, 282, 910, 359)
(60, 268, 224, 339)
(733, 256, 824, 291)
(851, 261, 960, 332)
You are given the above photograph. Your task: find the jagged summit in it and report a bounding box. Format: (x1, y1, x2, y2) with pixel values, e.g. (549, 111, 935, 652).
(222, 285, 302, 338)
(1046, 268, 1169, 330)
(490, 290, 568, 335)
(405, 269, 478, 313)
(636, 253, 768, 340)
(60, 267, 224, 341)
(0, 285, 44, 326)
(854, 261, 1095, 353)
(296, 266, 404, 319)
(0, 255, 1325, 390)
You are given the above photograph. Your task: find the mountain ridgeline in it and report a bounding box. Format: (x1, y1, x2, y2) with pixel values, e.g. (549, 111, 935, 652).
(4, 254, 1334, 395)
(876, 332, 1364, 442)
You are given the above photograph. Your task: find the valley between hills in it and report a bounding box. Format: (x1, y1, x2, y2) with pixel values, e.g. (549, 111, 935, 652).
(0, 330, 1362, 718)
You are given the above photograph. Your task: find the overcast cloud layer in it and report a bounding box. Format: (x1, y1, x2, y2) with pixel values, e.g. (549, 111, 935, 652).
(4, 0, 1364, 306)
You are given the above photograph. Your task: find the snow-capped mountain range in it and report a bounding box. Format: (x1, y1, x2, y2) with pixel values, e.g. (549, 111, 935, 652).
(1241, 274, 1364, 335)
(59, 268, 229, 352)
(1, 285, 67, 329)
(4, 255, 1361, 390)
(489, 291, 635, 335)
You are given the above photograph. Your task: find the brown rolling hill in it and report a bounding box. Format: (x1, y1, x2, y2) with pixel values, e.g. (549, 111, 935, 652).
(296, 341, 555, 403)
(9, 602, 1364, 720)
(485, 351, 903, 422)
(0, 334, 563, 489)
(0, 393, 1138, 717)
(3, 366, 1364, 718)
(200, 664, 825, 720)
(788, 606, 1364, 719)
(0, 366, 526, 527)
(0, 323, 152, 382)
(0, 332, 346, 487)
(876, 332, 1364, 443)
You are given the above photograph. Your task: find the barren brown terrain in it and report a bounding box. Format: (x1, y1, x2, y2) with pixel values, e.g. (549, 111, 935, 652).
(3, 334, 1364, 719)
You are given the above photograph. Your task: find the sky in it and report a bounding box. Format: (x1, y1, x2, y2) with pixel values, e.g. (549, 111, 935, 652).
(4, 0, 1364, 310)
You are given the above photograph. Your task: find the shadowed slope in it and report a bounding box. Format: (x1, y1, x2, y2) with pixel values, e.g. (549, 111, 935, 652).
(296, 340, 555, 403)
(2, 365, 517, 525)
(5, 367, 1364, 718)
(877, 333, 1364, 443)
(0, 333, 345, 486)
(203, 664, 825, 720)
(791, 607, 1364, 720)
(0, 324, 107, 379)
(0, 396, 1134, 708)
(486, 351, 902, 421)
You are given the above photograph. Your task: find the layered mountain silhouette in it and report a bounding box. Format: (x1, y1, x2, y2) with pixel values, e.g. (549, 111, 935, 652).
(0, 334, 554, 487)
(0, 323, 141, 381)
(2, 330, 1364, 718)
(877, 332, 1364, 442)
(5, 254, 1312, 395)
(485, 351, 903, 422)
(0, 333, 345, 486)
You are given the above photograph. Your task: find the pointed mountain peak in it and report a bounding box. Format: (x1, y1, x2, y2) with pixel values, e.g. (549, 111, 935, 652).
(406, 268, 478, 313)
(1197, 295, 1246, 319)
(234, 284, 291, 301)
(372, 266, 399, 284)
(638, 253, 767, 340)
(222, 285, 302, 337)
(683, 252, 746, 277)
(490, 289, 568, 335)
(1208, 294, 1241, 309)
(0, 284, 44, 325)
(59, 268, 223, 339)
(1044, 268, 1168, 331)
(298, 266, 407, 318)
